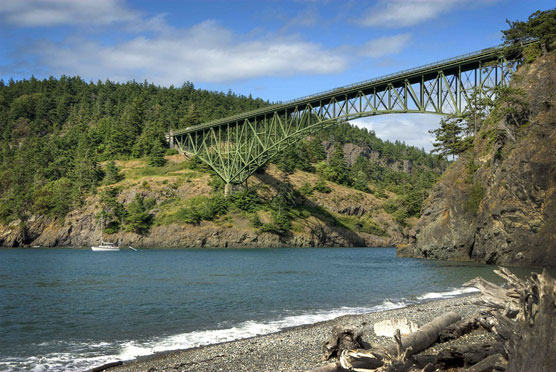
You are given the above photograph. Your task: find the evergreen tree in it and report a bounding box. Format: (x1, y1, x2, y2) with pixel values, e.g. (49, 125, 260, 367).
(325, 147, 351, 185)
(429, 116, 464, 160)
(98, 187, 126, 233)
(125, 194, 152, 234)
(104, 160, 123, 185)
(72, 134, 103, 191)
(148, 140, 167, 167)
(503, 8, 556, 54)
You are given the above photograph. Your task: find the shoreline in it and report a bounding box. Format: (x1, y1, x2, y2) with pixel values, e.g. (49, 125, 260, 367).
(106, 294, 486, 372)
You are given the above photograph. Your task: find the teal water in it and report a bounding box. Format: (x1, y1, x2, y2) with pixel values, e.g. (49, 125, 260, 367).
(0, 247, 533, 371)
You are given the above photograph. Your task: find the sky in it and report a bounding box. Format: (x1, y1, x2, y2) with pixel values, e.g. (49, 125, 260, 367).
(0, 0, 553, 151)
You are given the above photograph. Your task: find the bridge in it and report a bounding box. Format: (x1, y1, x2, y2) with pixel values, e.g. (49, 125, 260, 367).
(168, 43, 527, 191)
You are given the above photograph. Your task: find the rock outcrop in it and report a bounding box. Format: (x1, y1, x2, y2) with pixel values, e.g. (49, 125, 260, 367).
(399, 52, 556, 267)
(0, 165, 407, 249)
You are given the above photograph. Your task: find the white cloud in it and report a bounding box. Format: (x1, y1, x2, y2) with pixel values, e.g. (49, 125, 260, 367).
(352, 114, 442, 152)
(33, 21, 348, 84)
(358, 0, 495, 28)
(361, 33, 411, 58)
(0, 0, 139, 27)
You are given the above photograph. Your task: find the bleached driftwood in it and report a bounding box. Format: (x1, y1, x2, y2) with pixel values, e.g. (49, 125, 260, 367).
(464, 267, 556, 372)
(374, 319, 419, 338)
(308, 311, 460, 372)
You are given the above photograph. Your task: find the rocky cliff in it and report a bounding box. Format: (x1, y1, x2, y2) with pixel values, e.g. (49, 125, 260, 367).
(0, 158, 409, 249)
(399, 52, 556, 267)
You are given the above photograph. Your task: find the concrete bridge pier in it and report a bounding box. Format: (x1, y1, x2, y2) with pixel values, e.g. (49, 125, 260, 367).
(168, 129, 174, 149)
(224, 183, 232, 197)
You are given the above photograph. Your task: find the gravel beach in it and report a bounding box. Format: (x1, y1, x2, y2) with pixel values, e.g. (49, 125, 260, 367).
(105, 294, 489, 372)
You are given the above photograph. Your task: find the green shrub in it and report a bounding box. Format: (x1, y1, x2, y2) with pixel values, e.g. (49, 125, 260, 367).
(299, 182, 313, 196)
(465, 182, 485, 216)
(260, 211, 291, 235)
(178, 195, 230, 225)
(165, 148, 179, 156)
(251, 214, 263, 227)
(359, 219, 388, 236)
(522, 43, 542, 63)
(208, 174, 225, 192)
(229, 188, 262, 212)
(313, 179, 331, 193)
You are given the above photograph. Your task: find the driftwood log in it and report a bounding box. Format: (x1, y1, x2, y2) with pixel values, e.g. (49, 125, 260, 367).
(310, 268, 555, 372)
(461, 353, 507, 372)
(435, 342, 505, 369)
(464, 267, 556, 372)
(437, 314, 483, 342)
(323, 326, 370, 360)
(307, 312, 461, 372)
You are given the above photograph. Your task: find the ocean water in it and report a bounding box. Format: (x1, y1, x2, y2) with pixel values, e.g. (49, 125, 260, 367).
(0, 247, 533, 371)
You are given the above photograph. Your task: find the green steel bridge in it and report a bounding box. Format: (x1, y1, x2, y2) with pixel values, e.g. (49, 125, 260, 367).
(168, 43, 527, 191)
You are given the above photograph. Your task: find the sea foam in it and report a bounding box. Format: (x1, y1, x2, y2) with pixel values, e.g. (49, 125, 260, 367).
(2, 287, 476, 372)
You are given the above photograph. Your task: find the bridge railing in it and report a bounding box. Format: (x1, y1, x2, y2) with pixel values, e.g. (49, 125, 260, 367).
(278, 44, 504, 106)
(171, 41, 533, 136)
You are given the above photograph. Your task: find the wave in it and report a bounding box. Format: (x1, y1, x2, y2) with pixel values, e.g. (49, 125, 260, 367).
(1, 286, 477, 372)
(416, 286, 479, 300)
(117, 300, 407, 361)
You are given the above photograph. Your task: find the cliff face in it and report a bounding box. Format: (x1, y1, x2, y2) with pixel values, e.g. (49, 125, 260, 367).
(399, 53, 556, 267)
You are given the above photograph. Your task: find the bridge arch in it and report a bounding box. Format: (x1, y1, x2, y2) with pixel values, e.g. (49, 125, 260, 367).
(170, 43, 526, 186)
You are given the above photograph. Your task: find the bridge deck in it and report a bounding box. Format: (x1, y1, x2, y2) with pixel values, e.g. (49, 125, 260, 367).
(171, 42, 527, 137)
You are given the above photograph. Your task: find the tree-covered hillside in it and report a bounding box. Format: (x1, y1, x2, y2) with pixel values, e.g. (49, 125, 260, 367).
(0, 76, 444, 231)
(0, 77, 268, 221)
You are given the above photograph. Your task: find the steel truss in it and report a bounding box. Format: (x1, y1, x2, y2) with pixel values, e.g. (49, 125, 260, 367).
(170, 44, 521, 185)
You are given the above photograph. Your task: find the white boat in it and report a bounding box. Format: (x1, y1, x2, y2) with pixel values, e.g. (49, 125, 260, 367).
(91, 216, 120, 251)
(92, 241, 120, 252)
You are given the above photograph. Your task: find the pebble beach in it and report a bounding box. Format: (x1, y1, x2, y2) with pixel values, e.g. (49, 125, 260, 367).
(106, 294, 488, 372)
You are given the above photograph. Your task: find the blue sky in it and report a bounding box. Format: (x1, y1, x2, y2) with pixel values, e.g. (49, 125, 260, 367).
(0, 0, 553, 151)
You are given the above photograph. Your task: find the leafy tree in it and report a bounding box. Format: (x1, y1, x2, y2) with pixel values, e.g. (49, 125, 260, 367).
(352, 170, 370, 193)
(462, 88, 493, 136)
(305, 137, 326, 163)
(184, 104, 201, 127)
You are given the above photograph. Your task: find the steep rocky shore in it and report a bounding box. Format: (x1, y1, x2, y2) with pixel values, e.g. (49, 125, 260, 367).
(400, 52, 556, 267)
(0, 162, 408, 249)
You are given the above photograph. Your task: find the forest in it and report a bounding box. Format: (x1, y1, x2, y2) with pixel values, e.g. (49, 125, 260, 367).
(0, 73, 445, 234)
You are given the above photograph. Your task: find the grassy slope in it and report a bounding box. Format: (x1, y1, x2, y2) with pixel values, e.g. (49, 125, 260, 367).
(105, 154, 411, 247)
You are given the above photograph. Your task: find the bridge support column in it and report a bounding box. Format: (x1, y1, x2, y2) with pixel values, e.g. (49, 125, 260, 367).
(224, 183, 232, 197)
(168, 129, 174, 149)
